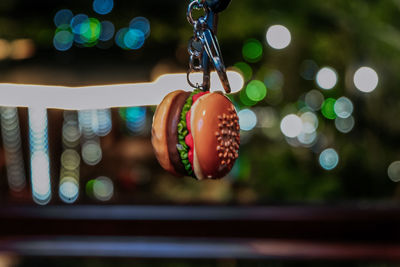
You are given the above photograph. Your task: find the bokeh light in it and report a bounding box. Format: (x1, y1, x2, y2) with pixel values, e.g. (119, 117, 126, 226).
(266, 25, 291, 49)
(256, 107, 278, 128)
(86, 179, 95, 198)
(300, 59, 318, 80)
(56, 24, 70, 31)
(234, 62, 253, 82)
(61, 149, 80, 170)
(96, 109, 112, 136)
(62, 120, 81, 148)
(53, 30, 74, 51)
(239, 89, 257, 106)
(319, 148, 339, 170)
(93, 0, 114, 15)
(78, 110, 97, 139)
(99, 21, 115, 41)
(353, 66, 378, 93)
(112, 16, 150, 50)
(334, 96, 353, 119)
(300, 111, 319, 134)
(242, 39, 263, 63)
(388, 161, 400, 182)
(59, 145, 80, 204)
(55, 10, 114, 48)
(238, 109, 257, 131)
(80, 18, 102, 44)
(124, 29, 145, 50)
(30, 151, 51, 204)
(29, 108, 51, 205)
(297, 131, 318, 147)
(10, 39, 35, 60)
(129, 16, 151, 38)
(115, 28, 137, 50)
(54, 7, 151, 51)
(316, 67, 337, 90)
(246, 80, 267, 102)
(305, 89, 324, 111)
(256, 109, 280, 140)
(93, 176, 114, 201)
(71, 14, 89, 34)
(120, 107, 147, 134)
(82, 140, 102, 166)
(54, 9, 73, 27)
(0, 39, 11, 60)
(280, 114, 302, 138)
(59, 177, 79, 204)
(321, 98, 337, 120)
(1, 107, 26, 192)
(78, 109, 111, 138)
(285, 135, 301, 147)
(335, 116, 355, 133)
(264, 70, 284, 91)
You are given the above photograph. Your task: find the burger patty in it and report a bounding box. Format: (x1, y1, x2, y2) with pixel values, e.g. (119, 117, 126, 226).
(166, 91, 191, 176)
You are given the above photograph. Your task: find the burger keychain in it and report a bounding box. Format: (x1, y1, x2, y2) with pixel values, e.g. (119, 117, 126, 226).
(152, 0, 239, 180)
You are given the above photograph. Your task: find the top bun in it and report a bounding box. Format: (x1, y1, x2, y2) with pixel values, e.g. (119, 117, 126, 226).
(191, 92, 240, 179)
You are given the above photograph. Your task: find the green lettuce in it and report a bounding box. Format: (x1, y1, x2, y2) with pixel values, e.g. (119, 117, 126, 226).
(176, 89, 201, 176)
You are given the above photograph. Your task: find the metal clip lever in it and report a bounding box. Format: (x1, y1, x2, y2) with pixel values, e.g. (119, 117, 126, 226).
(199, 28, 231, 93)
(186, 0, 232, 93)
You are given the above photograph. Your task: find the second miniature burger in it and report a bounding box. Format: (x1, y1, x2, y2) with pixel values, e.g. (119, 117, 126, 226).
(152, 89, 240, 180)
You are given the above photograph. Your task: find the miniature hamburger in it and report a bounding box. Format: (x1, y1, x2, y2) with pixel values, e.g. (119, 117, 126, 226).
(151, 89, 240, 180)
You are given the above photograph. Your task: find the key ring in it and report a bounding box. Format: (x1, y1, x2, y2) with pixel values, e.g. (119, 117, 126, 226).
(186, 69, 202, 89)
(186, 0, 231, 93)
(187, 0, 208, 26)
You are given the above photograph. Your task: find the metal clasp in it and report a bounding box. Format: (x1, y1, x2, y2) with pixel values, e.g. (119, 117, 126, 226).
(198, 28, 231, 93)
(186, 0, 231, 93)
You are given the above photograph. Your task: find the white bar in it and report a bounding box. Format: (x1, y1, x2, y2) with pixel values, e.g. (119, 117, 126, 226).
(0, 71, 243, 110)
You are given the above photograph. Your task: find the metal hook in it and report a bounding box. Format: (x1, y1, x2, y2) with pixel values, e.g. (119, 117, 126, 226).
(200, 0, 231, 93)
(187, 0, 208, 26)
(187, 0, 232, 93)
(199, 29, 231, 93)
